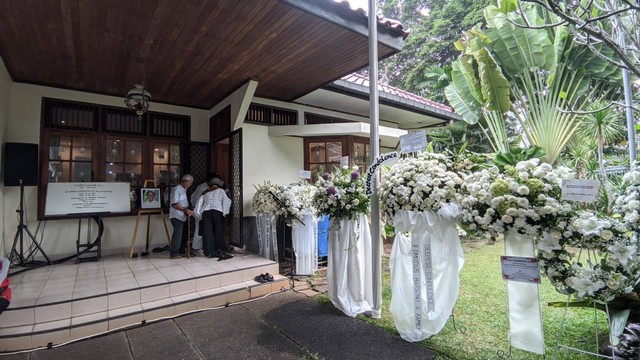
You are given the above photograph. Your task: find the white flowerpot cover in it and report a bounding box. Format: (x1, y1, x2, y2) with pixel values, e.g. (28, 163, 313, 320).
(390, 210, 464, 342)
(292, 214, 318, 275)
(327, 213, 373, 317)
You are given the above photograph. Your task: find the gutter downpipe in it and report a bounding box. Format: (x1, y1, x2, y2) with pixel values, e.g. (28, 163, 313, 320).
(368, 0, 382, 319)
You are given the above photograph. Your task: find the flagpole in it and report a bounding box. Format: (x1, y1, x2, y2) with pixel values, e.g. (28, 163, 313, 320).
(368, 0, 382, 319)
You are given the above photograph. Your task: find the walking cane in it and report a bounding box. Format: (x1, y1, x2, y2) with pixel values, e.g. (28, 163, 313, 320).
(187, 216, 192, 259)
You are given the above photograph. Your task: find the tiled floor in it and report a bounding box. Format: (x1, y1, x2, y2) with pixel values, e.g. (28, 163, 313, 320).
(1, 250, 286, 351)
(8, 250, 276, 308)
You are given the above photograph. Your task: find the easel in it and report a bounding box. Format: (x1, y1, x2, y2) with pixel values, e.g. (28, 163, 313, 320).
(129, 180, 171, 258)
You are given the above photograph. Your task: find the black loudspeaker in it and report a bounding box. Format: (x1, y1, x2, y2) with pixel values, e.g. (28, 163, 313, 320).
(4, 143, 39, 186)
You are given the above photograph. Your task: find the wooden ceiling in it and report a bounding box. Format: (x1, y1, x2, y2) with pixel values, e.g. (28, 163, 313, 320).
(0, 0, 404, 109)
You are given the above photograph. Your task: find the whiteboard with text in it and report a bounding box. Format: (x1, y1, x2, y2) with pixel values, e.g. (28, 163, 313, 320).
(45, 182, 131, 216)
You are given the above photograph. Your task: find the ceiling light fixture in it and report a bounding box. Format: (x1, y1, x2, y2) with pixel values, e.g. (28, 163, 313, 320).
(124, 61, 151, 119)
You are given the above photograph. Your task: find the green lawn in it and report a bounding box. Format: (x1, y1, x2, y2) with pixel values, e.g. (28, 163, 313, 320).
(350, 239, 611, 360)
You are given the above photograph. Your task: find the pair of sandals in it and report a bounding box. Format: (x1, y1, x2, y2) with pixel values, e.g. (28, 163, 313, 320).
(254, 273, 274, 283)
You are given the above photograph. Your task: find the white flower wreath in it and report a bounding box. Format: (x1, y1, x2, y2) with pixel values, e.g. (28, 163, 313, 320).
(378, 152, 463, 223)
(252, 181, 283, 215)
(613, 169, 640, 231)
(538, 211, 640, 302)
(459, 159, 574, 236)
(279, 181, 317, 227)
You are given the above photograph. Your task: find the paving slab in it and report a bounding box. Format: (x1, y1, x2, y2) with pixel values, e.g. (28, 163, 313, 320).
(242, 291, 436, 360)
(174, 304, 307, 360)
(30, 332, 132, 360)
(127, 319, 200, 360)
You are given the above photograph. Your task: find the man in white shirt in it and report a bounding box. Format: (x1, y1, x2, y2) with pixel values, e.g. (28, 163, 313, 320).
(169, 174, 194, 259)
(190, 172, 219, 256)
(194, 177, 232, 259)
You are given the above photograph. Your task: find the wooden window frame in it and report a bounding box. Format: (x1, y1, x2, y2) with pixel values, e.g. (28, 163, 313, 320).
(245, 103, 297, 126)
(303, 136, 372, 182)
(38, 98, 190, 220)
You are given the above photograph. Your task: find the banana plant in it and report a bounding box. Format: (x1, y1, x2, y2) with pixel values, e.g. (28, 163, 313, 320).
(445, 0, 622, 164)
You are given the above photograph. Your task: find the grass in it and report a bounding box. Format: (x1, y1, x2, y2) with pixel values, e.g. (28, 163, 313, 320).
(352, 238, 611, 360)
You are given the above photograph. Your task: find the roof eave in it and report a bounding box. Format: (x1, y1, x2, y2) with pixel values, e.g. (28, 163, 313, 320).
(326, 81, 463, 122)
(280, 0, 405, 51)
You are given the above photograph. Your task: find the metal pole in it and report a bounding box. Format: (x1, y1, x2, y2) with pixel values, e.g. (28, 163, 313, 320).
(368, 0, 382, 319)
(619, 20, 637, 168)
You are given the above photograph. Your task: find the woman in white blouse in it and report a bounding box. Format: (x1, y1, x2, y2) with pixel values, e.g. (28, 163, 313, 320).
(194, 178, 232, 259)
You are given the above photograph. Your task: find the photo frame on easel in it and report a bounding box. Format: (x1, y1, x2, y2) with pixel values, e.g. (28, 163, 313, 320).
(129, 180, 171, 258)
(140, 188, 161, 209)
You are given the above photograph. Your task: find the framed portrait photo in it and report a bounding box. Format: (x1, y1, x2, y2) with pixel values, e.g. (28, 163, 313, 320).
(140, 188, 161, 209)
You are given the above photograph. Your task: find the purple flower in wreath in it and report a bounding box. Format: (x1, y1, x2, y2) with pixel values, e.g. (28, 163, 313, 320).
(351, 171, 360, 180)
(322, 172, 330, 180)
(327, 186, 337, 195)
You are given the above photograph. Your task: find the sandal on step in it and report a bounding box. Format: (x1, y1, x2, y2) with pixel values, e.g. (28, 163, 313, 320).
(254, 274, 268, 283)
(264, 273, 274, 282)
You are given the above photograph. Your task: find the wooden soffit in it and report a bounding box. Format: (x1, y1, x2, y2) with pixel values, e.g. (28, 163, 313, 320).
(0, 0, 405, 109)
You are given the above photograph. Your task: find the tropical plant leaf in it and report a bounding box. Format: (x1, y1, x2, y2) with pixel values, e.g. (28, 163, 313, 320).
(445, 84, 481, 124)
(484, 6, 555, 75)
(474, 48, 511, 114)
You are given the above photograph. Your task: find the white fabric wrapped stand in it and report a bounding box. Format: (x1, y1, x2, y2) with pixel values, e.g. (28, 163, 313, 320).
(291, 213, 318, 275)
(327, 213, 373, 317)
(390, 208, 465, 342)
(256, 213, 278, 262)
(504, 230, 545, 355)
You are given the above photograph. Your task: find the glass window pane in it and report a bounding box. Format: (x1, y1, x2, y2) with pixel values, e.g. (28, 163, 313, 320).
(72, 162, 92, 182)
(124, 164, 142, 187)
(309, 142, 325, 163)
(48, 161, 69, 182)
(105, 139, 123, 162)
(125, 141, 142, 163)
(49, 136, 70, 161)
(154, 165, 170, 185)
(310, 164, 325, 183)
(169, 165, 181, 185)
(72, 137, 92, 161)
(354, 143, 366, 163)
(170, 144, 181, 164)
(153, 144, 169, 164)
(327, 142, 342, 162)
(106, 163, 124, 182)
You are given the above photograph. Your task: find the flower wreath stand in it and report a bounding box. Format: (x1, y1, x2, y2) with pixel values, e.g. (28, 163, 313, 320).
(291, 212, 318, 276)
(327, 213, 373, 317)
(389, 209, 465, 341)
(504, 229, 545, 355)
(256, 213, 278, 262)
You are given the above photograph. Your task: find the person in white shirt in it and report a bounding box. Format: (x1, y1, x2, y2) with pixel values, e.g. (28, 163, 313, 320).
(194, 177, 232, 259)
(190, 172, 219, 256)
(169, 174, 194, 259)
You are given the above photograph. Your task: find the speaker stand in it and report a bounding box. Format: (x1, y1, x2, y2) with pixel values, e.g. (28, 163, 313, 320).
(9, 180, 52, 267)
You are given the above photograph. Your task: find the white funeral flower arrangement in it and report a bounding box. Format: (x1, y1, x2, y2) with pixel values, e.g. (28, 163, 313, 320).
(538, 211, 640, 302)
(313, 165, 370, 220)
(378, 152, 463, 222)
(613, 169, 640, 231)
(252, 181, 283, 215)
(279, 181, 317, 227)
(460, 159, 574, 236)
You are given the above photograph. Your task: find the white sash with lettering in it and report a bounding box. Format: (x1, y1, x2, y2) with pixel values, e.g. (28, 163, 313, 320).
(505, 230, 545, 354)
(292, 213, 318, 275)
(389, 207, 464, 342)
(327, 213, 373, 317)
(256, 213, 278, 262)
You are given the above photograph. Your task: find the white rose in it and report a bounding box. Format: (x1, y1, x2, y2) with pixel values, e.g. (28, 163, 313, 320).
(502, 215, 513, 224)
(601, 230, 614, 240)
